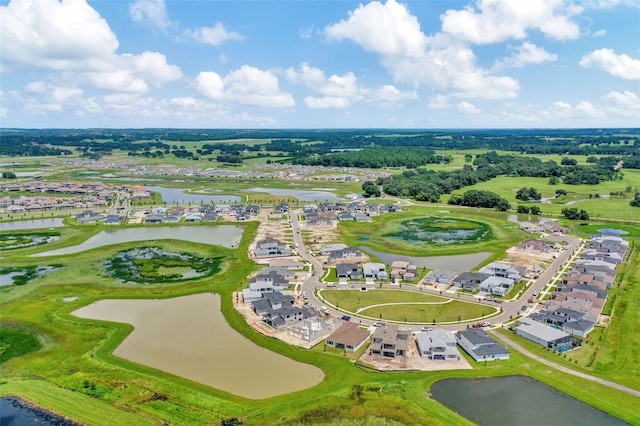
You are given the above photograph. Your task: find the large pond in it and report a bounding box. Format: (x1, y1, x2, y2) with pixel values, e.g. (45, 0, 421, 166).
(358, 246, 490, 273)
(430, 375, 627, 426)
(32, 225, 243, 257)
(72, 293, 324, 399)
(146, 186, 241, 204)
(246, 187, 341, 201)
(0, 218, 65, 231)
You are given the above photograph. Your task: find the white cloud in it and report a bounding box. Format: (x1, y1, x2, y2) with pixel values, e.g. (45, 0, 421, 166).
(195, 65, 295, 107)
(325, 0, 427, 57)
(457, 101, 481, 114)
(0, 0, 182, 94)
(129, 0, 174, 32)
(428, 94, 451, 109)
(493, 42, 557, 70)
(366, 85, 418, 103)
(591, 29, 607, 37)
(287, 62, 416, 107)
(286, 63, 359, 97)
(324, 1, 520, 100)
(440, 0, 581, 44)
(184, 22, 244, 46)
(551, 100, 599, 118)
(603, 90, 640, 109)
(304, 96, 351, 109)
(579, 48, 640, 80)
(0, 0, 119, 71)
(25, 81, 83, 103)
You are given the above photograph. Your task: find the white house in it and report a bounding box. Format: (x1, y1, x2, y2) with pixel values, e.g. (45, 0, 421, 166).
(456, 328, 510, 362)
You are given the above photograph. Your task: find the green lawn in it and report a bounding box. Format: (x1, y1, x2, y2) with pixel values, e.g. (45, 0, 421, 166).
(319, 289, 445, 312)
(361, 300, 496, 324)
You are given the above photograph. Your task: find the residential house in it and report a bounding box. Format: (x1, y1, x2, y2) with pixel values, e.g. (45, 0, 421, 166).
(254, 237, 291, 258)
(455, 328, 510, 362)
(336, 264, 361, 281)
(363, 263, 388, 281)
(519, 222, 545, 234)
(452, 272, 491, 292)
(320, 244, 348, 255)
(479, 276, 515, 297)
(391, 260, 418, 282)
(251, 292, 317, 329)
(369, 324, 410, 359)
(145, 214, 164, 224)
(102, 215, 123, 225)
(422, 269, 457, 286)
(515, 318, 572, 349)
(478, 262, 522, 282)
(415, 328, 460, 361)
(325, 322, 370, 352)
(329, 247, 363, 262)
(516, 239, 555, 253)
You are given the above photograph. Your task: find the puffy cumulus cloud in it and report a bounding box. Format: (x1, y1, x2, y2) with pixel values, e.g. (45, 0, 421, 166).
(603, 90, 640, 109)
(324, 0, 427, 57)
(304, 96, 351, 109)
(324, 1, 520, 100)
(428, 94, 451, 109)
(25, 81, 83, 103)
(493, 42, 557, 70)
(550, 100, 599, 118)
(440, 0, 581, 44)
(366, 85, 418, 104)
(457, 101, 481, 114)
(184, 22, 244, 46)
(195, 65, 295, 107)
(129, 0, 174, 32)
(286, 62, 417, 107)
(579, 48, 640, 80)
(286, 63, 359, 98)
(0, 0, 118, 71)
(0, 0, 183, 94)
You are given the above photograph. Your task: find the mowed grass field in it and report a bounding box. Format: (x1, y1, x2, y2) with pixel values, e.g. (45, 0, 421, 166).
(440, 170, 640, 221)
(319, 289, 498, 324)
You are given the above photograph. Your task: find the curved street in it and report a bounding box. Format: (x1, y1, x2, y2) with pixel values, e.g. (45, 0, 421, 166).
(291, 207, 582, 332)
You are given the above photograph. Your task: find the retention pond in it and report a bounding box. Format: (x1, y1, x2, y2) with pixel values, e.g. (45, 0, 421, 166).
(72, 293, 324, 399)
(32, 225, 243, 257)
(430, 375, 627, 426)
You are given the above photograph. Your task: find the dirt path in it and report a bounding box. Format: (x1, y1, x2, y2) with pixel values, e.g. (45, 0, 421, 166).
(492, 331, 640, 398)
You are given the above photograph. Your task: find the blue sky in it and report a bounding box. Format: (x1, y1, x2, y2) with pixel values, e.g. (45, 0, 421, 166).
(1, 0, 639, 129)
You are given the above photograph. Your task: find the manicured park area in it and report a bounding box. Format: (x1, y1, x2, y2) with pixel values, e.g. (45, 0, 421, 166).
(319, 289, 497, 323)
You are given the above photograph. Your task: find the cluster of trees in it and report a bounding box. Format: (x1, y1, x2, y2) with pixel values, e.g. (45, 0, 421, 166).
(630, 193, 640, 207)
(448, 190, 511, 211)
(293, 147, 446, 169)
(516, 187, 542, 201)
(562, 207, 590, 220)
(362, 181, 381, 198)
(517, 205, 541, 215)
(2, 172, 17, 179)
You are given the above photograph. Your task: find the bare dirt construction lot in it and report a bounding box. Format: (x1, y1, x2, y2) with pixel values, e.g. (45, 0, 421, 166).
(504, 246, 557, 275)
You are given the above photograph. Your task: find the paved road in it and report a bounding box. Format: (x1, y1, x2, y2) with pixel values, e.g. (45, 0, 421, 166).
(493, 331, 640, 398)
(293, 204, 583, 331)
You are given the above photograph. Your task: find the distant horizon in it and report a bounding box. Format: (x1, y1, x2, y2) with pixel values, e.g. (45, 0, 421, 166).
(1, 0, 638, 128)
(2, 127, 639, 131)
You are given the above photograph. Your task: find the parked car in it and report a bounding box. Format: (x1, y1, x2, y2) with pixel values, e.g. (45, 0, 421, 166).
(320, 305, 329, 314)
(532, 291, 538, 297)
(421, 326, 433, 332)
(341, 315, 351, 321)
(373, 322, 386, 327)
(480, 321, 491, 327)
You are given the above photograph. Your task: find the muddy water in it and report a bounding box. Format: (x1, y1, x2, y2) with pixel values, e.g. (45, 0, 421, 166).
(72, 293, 324, 399)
